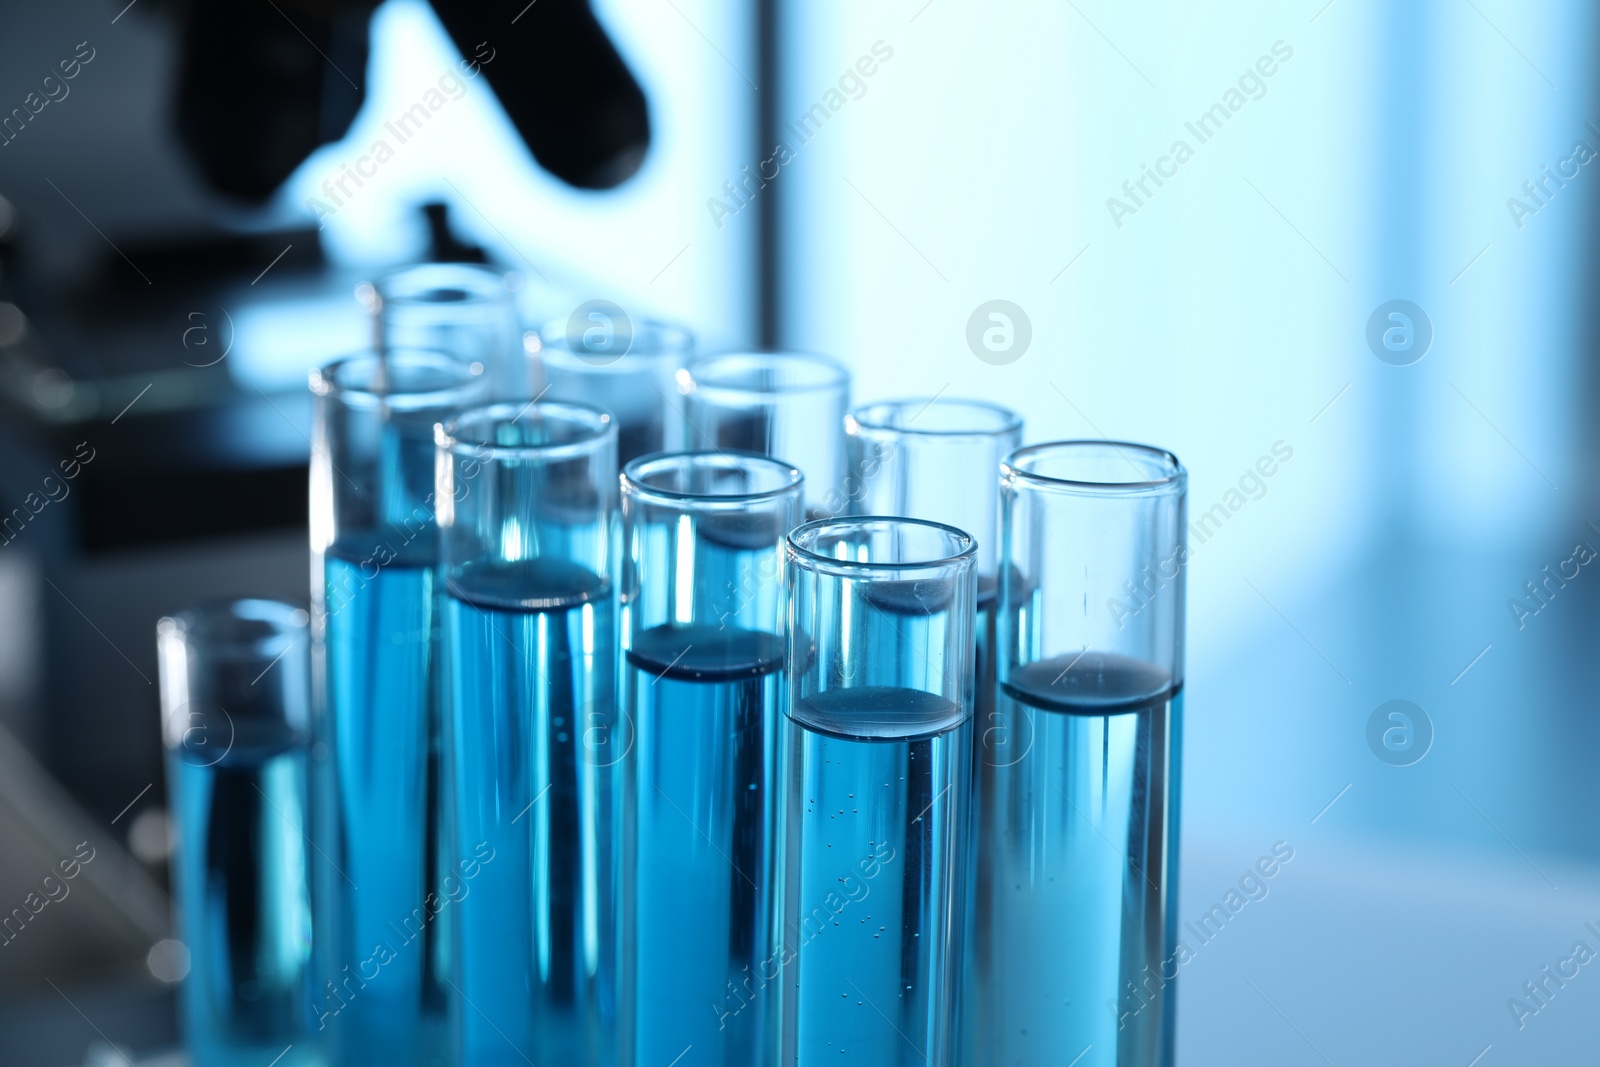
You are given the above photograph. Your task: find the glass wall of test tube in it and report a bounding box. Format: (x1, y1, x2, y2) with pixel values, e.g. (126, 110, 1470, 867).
(157, 599, 316, 1067)
(308, 351, 487, 1065)
(678, 352, 850, 520)
(967, 441, 1187, 1067)
(621, 451, 804, 1067)
(777, 517, 976, 1067)
(434, 401, 622, 1067)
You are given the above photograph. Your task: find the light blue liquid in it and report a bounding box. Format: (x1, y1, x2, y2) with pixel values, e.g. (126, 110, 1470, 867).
(170, 721, 318, 1067)
(319, 545, 449, 1064)
(965, 652, 1181, 1067)
(777, 687, 970, 1067)
(444, 558, 620, 1067)
(629, 623, 782, 1067)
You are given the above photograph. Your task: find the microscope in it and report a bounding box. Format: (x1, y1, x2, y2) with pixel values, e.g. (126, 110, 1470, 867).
(0, 5, 651, 1053)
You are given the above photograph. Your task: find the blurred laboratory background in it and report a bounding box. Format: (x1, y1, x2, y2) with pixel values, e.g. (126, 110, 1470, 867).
(0, 0, 1595, 1063)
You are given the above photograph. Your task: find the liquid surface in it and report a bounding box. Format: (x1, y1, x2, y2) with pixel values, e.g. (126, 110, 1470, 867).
(626, 622, 785, 682)
(630, 624, 783, 1067)
(858, 577, 961, 617)
(446, 555, 612, 611)
(789, 685, 967, 742)
(777, 686, 970, 1067)
(444, 559, 619, 1067)
(1002, 650, 1176, 715)
(966, 651, 1182, 1067)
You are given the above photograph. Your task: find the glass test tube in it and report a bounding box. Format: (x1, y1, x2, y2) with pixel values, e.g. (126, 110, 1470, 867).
(308, 351, 486, 1065)
(376, 263, 526, 399)
(535, 316, 695, 468)
(776, 518, 976, 1067)
(621, 452, 804, 1067)
(157, 599, 317, 1067)
(435, 401, 622, 1067)
(966, 442, 1187, 1067)
(844, 398, 1023, 742)
(677, 352, 850, 520)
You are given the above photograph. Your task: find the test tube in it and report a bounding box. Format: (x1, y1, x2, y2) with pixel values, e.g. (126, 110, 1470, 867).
(435, 401, 621, 1067)
(535, 315, 695, 468)
(677, 352, 850, 520)
(157, 599, 317, 1067)
(776, 518, 975, 1067)
(308, 351, 486, 1064)
(621, 451, 804, 1067)
(844, 398, 1023, 736)
(965, 442, 1187, 1067)
(375, 263, 526, 399)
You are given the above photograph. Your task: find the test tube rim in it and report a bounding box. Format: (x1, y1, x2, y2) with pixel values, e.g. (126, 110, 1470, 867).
(156, 597, 309, 654)
(622, 449, 803, 508)
(679, 350, 849, 398)
(310, 349, 486, 411)
(435, 399, 616, 462)
(787, 515, 977, 578)
(846, 397, 1022, 439)
(1003, 439, 1186, 496)
(374, 261, 515, 307)
(535, 315, 695, 369)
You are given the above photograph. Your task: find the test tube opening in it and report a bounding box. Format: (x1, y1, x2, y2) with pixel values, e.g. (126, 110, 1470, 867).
(377, 262, 516, 308)
(534, 317, 696, 468)
(680, 350, 847, 397)
(538, 316, 694, 371)
(623, 449, 802, 502)
(678, 352, 850, 520)
(847, 397, 1022, 437)
(788, 516, 976, 573)
(437, 399, 614, 455)
(311, 349, 487, 409)
(375, 262, 525, 400)
(1004, 438, 1185, 492)
(158, 598, 312, 749)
